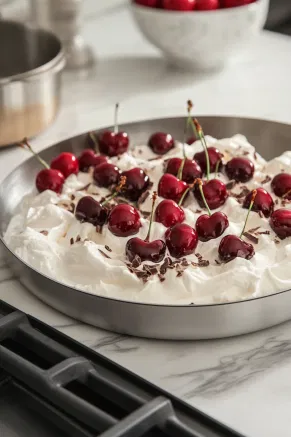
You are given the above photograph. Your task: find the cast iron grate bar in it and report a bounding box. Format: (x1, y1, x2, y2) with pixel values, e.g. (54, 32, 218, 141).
(0, 300, 246, 437)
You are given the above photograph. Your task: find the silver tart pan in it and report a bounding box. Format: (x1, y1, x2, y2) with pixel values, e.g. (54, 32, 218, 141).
(1, 116, 291, 340)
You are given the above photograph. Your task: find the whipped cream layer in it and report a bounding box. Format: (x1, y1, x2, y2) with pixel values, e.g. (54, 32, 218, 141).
(4, 135, 291, 305)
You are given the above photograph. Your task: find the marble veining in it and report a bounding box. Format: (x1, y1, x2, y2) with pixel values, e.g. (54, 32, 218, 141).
(169, 336, 291, 398)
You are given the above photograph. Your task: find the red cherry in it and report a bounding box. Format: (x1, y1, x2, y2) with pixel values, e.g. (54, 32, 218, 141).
(243, 188, 274, 218)
(98, 131, 129, 157)
(271, 173, 291, 200)
(225, 157, 254, 183)
(194, 147, 223, 175)
(195, 0, 219, 10)
(155, 199, 185, 228)
(78, 149, 108, 172)
(196, 212, 229, 242)
(148, 132, 174, 155)
(166, 223, 198, 258)
(219, 235, 255, 262)
(126, 192, 166, 263)
(93, 162, 121, 188)
(126, 239, 166, 263)
(158, 174, 188, 203)
(121, 168, 150, 201)
(162, 0, 196, 10)
(134, 0, 159, 6)
(51, 152, 79, 179)
(36, 169, 65, 194)
(221, 0, 255, 7)
(195, 179, 228, 210)
(165, 158, 202, 183)
(270, 209, 291, 240)
(75, 196, 108, 226)
(108, 204, 141, 237)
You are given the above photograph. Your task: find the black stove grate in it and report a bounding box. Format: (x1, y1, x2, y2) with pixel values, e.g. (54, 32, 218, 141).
(0, 300, 245, 437)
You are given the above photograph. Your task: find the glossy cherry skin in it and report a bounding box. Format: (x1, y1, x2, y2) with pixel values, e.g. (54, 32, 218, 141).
(243, 188, 274, 218)
(195, 179, 228, 210)
(158, 174, 188, 204)
(108, 204, 141, 237)
(51, 152, 79, 179)
(225, 157, 255, 183)
(165, 158, 202, 183)
(162, 0, 196, 9)
(75, 196, 108, 226)
(134, 0, 159, 6)
(166, 223, 198, 258)
(148, 132, 174, 155)
(270, 209, 291, 240)
(36, 169, 65, 194)
(196, 212, 229, 242)
(121, 168, 150, 201)
(196, 0, 219, 9)
(155, 199, 185, 228)
(194, 147, 223, 175)
(126, 238, 166, 263)
(221, 0, 255, 7)
(98, 131, 129, 157)
(78, 149, 108, 172)
(93, 163, 121, 188)
(271, 173, 291, 200)
(219, 235, 255, 263)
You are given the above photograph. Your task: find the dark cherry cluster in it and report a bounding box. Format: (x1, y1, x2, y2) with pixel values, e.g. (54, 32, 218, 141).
(134, 0, 256, 11)
(22, 102, 291, 279)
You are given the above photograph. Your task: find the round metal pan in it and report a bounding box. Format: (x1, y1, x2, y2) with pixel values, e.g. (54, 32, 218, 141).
(1, 116, 291, 340)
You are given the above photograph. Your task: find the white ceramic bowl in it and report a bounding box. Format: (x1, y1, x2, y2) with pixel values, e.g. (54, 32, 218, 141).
(131, 0, 269, 71)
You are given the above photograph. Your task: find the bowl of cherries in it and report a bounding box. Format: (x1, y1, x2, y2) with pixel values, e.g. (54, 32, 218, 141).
(131, 0, 269, 71)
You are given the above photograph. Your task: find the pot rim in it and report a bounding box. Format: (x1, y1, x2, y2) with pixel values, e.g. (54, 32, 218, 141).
(0, 20, 66, 85)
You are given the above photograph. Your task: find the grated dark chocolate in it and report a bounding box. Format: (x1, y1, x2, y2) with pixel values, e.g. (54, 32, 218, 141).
(243, 232, 259, 244)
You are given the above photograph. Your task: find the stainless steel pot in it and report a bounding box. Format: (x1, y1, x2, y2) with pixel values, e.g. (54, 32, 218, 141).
(0, 20, 65, 147)
(1, 116, 291, 340)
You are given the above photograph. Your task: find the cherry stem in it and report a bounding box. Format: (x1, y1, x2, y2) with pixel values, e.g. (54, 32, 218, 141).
(101, 176, 127, 206)
(197, 179, 211, 216)
(193, 119, 210, 182)
(114, 103, 119, 134)
(145, 192, 158, 242)
(177, 158, 185, 181)
(89, 131, 98, 150)
(240, 189, 257, 238)
(178, 180, 197, 206)
(215, 159, 221, 178)
(19, 138, 50, 169)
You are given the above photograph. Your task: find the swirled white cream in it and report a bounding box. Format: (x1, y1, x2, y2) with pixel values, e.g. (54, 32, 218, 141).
(4, 134, 291, 305)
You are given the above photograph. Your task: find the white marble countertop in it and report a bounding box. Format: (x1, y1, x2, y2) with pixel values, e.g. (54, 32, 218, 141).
(1, 2, 291, 436)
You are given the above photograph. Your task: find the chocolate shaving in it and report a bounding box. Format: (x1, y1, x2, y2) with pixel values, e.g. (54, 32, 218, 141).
(226, 180, 237, 190)
(158, 274, 166, 283)
(243, 151, 249, 156)
(215, 259, 222, 265)
(176, 271, 183, 278)
(132, 255, 141, 268)
(137, 190, 150, 207)
(71, 194, 76, 201)
(243, 232, 259, 244)
(274, 239, 280, 244)
(261, 175, 271, 185)
(194, 209, 202, 214)
(143, 264, 158, 275)
(247, 226, 261, 234)
(254, 152, 258, 161)
(80, 183, 91, 192)
(76, 235, 81, 242)
(40, 230, 48, 236)
(275, 199, 279, 205)
(256, 230, 270, 236)
(140, 210, 151, 219)
(98, 249, 111, 259)
(105, 245, 112, 252)
(229, 186, 250, 200)
(258, 211, 264, 218)
(70, 203, 75, 213)
(70, 238, 74, 245)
